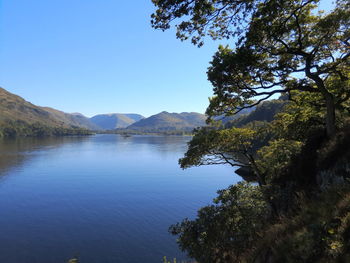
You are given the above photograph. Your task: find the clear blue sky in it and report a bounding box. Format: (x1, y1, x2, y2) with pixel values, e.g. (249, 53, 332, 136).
(0, 1, 333, 117)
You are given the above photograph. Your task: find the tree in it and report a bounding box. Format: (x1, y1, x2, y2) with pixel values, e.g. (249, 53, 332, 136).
(179, 125, 270, 185)
(152, 0, 350, 137)
(256, 139, 303, 183)
(152, 1, 350, 261)
(169, 182, 268, 263)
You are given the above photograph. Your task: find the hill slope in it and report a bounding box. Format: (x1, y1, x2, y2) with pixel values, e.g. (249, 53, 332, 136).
(90, 113, 144, 129)
(0, 87, 96, 129)
(127, 111, 206, 131)
(225, 99, 287, 128)
(0, 87, 62, 127)
(43, 108, 99, 130)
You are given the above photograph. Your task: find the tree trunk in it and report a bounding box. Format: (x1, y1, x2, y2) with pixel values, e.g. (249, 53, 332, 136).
(324, 92, 336, 137)
(314, 81, 336, 138)
(305, 66, 336, 137)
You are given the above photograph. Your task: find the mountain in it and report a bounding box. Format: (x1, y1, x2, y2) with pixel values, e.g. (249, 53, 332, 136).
(43, 108, 99, 130)
(127, 111, 206, 131)
(0, 87, 97, 130)
(225, 99, 287, 128)
(0, 87, 60, 126)
(218, 107, 255, 124)
(0, 87, 204, 134)
(90, 113, 144, 130)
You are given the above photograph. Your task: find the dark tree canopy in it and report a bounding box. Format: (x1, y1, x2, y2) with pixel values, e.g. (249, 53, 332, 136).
(169, 182, 269, 262)
(152, 1, 350, 262)
(151, 0, 260, 47)
(152, 0, 350, 136)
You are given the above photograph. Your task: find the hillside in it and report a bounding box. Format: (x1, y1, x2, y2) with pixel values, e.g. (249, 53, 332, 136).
(43, 107, 99, 130)
(0, 87, 63, 127)
(127, 111, 206, 132)
(90, 113, 144, 129)
(225, 99, 287, 128)
(0, 87, 206, 134)
(0, 87, 98, 129)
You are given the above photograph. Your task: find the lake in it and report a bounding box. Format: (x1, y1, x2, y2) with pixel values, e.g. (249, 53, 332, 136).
(0, 134, 238, 263)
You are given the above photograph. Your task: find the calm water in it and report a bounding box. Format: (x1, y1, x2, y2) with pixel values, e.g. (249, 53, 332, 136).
(0, 134, 238, 263)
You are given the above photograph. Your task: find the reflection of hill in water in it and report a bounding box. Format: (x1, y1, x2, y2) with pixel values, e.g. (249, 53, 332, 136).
(0, 135, 191, 176)
(83, 134, 190, 155)
(118, 135, 191, 154)
(0, 136, 89, 175)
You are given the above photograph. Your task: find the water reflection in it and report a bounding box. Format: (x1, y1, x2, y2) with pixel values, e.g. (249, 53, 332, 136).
(0, 134, 235, 263)
(0, 137, 89, 175)
(92, 134, 190, 153)
(0, 135, 190, 176)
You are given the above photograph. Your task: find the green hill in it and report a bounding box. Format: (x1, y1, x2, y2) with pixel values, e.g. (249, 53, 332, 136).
(225, 99, 287, 128)
(0, 87, 207, 135)
(43, 108, 99, 130)
(0, 87, 59, 126)
(0, 87, 99, 129)
(127, 111, 206, 132)
(0, 87, 95, 137)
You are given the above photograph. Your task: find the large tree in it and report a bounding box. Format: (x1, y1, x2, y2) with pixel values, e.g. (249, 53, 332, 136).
(152, 1, 350, 261)
(152, 0, 350, 137)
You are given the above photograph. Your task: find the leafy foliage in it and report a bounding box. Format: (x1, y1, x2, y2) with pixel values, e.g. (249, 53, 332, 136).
(179, 127, 256, 168)
(179, 125, 271, 185)
(272, 91, 326, 141)
(152, 0, 350, 262)
(248, 184, 350, 262)
(152, 0, 257, 47)
(256, 139, 303, 183)
(170, 182, 268, 263)
(152, 0, 350, 137)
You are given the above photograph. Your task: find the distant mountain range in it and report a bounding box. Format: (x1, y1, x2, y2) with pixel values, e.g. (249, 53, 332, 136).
(0, 87, 207, 133)
(90, 113, 144, 130)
